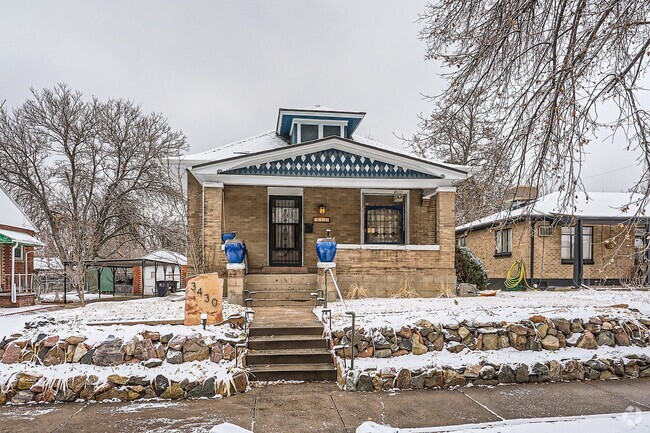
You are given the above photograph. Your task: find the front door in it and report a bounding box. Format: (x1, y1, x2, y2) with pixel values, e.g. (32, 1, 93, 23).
(269, 196, 302, 266)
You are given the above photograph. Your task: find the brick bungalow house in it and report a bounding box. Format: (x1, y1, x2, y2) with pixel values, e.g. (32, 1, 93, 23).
(0, 186, 44, 307)
(456, 190, 650, 289)
(181, 106, 475, 304)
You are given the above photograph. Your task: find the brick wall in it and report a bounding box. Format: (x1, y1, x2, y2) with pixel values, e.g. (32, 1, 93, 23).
(462, 221, 639, 284)
(133, 266, 142, 295)
(0, 224, 36, 293)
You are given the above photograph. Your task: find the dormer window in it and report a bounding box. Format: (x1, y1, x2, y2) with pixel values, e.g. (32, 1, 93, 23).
(291, 119, 346, 144)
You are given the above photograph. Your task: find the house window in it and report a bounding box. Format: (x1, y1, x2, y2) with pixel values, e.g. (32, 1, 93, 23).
(322, 125, 341, 138)
(495, 229, 512, 255)
(14, 245, 24, 261)
(300, 124, 319, 142)
(363, 193, 407, 244)
(561, 226, 593, 262)
(457, 237, 467, 247)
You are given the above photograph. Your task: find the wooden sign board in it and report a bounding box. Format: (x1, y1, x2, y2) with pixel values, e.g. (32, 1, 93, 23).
(184, 273, 224, 326)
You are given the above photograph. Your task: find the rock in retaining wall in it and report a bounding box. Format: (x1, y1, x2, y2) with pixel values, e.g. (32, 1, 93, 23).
(339, 355, 650, 392)
(0, 368, 249, 405)
(0, 331, 239, 367)
(332, 315, 649, 359)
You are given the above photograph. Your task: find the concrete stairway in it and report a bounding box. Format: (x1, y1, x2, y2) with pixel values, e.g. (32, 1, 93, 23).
(246, 307, 336, 382)
(244, 274, 317, 307)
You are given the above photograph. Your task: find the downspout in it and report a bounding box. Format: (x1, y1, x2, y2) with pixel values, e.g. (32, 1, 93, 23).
(11, 243, 18, 304)
(202, 183, 205, 270)
(530, 221, 536, 286)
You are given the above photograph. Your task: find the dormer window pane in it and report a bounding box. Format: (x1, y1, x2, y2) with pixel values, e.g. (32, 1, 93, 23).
(323, 125, 341, 138)
(301, 124, 318, 142)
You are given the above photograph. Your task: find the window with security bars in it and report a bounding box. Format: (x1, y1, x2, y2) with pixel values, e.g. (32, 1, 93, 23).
(365, 206, 404, 244)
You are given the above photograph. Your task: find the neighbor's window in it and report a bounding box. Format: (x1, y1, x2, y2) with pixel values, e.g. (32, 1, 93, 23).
(14, 245, 24, 261)
(300, 124, 319, 142)
(457, 237, 467, 247)
(495, 229, 512, 255)
(561, 226, 593, 262)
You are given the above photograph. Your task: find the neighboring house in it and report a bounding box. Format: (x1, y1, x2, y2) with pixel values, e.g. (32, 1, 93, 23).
(0, 186, 44, 307)
(181, 105, 474, 301)
(456, 190, 650, 289)
(81, 250, 187, 299)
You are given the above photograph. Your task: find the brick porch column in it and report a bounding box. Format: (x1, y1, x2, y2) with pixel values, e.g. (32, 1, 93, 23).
(133, 266, 142, 295)
(226, 263, 246, 306)
(317, 261, 336, 303)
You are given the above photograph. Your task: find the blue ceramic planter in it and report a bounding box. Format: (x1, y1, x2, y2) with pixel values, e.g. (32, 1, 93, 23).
(316, 236, 337, 263)
(221, 232, 237, 243)
(224, 239, 246, 264)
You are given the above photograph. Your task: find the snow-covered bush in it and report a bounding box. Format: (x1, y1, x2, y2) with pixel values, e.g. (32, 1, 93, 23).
(455, 246, 489, 291)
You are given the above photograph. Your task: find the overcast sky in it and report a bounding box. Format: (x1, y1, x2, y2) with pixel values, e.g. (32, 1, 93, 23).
(0, 1, 643, 192)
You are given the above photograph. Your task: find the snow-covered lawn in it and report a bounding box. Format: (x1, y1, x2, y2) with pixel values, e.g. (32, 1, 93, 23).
(357, 411, 650, 432)
(321, 289, 650, 331)
(353, 345, 650, 372)
(1, 295, 244, 344)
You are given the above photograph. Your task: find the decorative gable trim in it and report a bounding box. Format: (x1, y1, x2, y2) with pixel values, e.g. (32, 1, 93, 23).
(221, 148, 440, 179)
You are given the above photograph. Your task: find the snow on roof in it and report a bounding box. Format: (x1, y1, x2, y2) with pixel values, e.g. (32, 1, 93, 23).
(457, 191, 649, 232)
(0, 186, 37, 232)
(34, 257, 63, 271)
(180, 131, 474, 174)
(141, 250, 187, 266)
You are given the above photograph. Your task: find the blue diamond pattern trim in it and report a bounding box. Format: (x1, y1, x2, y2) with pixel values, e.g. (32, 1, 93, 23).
(223, 149, 439, 179)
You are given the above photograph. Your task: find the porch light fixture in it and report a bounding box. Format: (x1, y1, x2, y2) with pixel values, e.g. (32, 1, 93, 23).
(318, 204, 326, 215)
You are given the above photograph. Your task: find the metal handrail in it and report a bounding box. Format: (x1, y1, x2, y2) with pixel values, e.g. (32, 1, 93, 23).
(324, 267, 356, 370)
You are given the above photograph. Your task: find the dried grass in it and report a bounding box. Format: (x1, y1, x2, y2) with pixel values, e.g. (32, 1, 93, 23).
(346, 283, 371, 300)
(388, 274, 420, 298)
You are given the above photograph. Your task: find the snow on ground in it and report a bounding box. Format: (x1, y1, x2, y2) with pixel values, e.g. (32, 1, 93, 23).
(320, 289, 650, 331)
(40, 292, 116, 303)
(356, 411, 650, 432)
(0, 358, 236, 388)
(1, 295, 245, 344)
(353, 345, 650, 372)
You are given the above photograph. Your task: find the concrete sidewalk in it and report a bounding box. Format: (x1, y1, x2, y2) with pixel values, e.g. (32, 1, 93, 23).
(1, 379, 649, 433)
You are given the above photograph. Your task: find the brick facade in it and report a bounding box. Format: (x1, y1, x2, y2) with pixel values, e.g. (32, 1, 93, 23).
(133, 266, 143, 295)
(461, 220, 640, 286)
(187, 177, 457, 298)
(0, 225, 35, 294)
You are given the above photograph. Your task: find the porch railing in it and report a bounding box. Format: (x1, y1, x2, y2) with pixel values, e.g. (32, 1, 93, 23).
(321, 267, 356, 370)
(2, 274, 36, 294)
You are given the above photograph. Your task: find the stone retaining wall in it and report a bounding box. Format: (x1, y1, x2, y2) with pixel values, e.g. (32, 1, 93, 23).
(333, 315, 650, 359)
(339, 355, 650, 392)
(0, 329, 239, 367)
(1, 368, 248, 405)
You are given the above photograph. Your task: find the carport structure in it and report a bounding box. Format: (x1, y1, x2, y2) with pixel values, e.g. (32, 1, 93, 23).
(62, 251, 185, 303)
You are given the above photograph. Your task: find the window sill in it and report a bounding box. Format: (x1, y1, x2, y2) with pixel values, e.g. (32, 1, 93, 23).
(338, 244, 440, 251)
(493, 252, 512, 258)
(562, 260, 595, 265)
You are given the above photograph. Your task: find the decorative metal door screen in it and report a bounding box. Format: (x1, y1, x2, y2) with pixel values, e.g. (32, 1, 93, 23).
(269, 196, 302, 266)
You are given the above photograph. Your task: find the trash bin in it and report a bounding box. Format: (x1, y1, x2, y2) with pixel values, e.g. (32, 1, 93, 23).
(156, 281, 169, 297)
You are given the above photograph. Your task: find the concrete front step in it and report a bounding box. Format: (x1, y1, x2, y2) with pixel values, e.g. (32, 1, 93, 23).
(244, 289, 314, 301)
(248, 363, 337, 382)
(250, 299, 315, 307)
(247, 348, 332, 365)
(248, 335, 327, 350)
(249, 323, 324, 337)
(245, 274, 317, 285)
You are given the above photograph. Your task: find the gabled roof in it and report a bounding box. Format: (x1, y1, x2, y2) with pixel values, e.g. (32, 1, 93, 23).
(456, 191, 649, 233)
(0, 186, 37, 232)
(142, 250, 187, 266)
(180, 130, 476, 177)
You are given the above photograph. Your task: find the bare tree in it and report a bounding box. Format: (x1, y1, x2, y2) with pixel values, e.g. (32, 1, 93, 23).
(416, 1, 650, 214)
(0, 84, 187, 305)
(407, 93, 514, 224)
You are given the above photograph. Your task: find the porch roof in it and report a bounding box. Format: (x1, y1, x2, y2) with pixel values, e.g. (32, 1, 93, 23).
(0, 229, 45, 247)
(183, 135, 477, 188)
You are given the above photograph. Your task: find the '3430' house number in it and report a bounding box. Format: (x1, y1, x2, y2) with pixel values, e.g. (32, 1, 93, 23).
(189, 281, 220, 307)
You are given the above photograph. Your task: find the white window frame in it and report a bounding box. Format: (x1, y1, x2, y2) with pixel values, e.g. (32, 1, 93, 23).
(360, 189, 409, 245)
(291, 119, 346, 143)
(495, 228, 512, 255)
